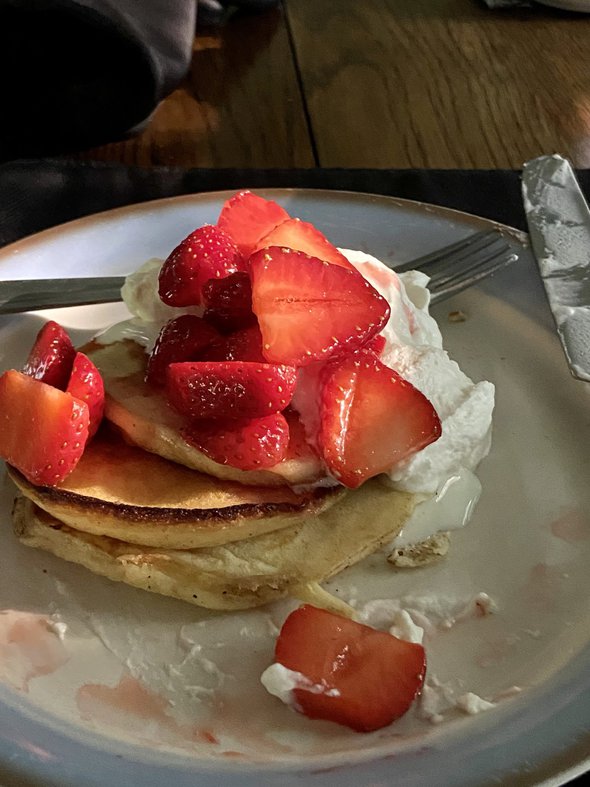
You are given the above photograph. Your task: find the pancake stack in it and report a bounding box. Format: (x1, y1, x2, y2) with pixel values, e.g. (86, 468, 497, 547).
(10, 338, 418, 613)
(5, 191, 448, 614)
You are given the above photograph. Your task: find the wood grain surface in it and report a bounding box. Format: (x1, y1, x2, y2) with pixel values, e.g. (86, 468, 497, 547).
(287, 0, 590, 168)
(75, 7, 314, 168)
(72, 0, 590, 169)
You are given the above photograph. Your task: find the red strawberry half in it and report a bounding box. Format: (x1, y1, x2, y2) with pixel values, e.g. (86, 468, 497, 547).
(255, 218, 355, 270)
(66, 352, 105, 438)
(319, 351, 441, 488)
(274, 605, 426, 732)
(202, 271, 257, 333)
(217, 190, 290, 257)
(146, 315, 219, 387)
(166, 361, 297, 420)
(22, 320, 76, 390)
(182, 412, 289, 470)
(158, 225, 246, 307)
(250, 247, 390, 367)
(0, 370, 89, 486)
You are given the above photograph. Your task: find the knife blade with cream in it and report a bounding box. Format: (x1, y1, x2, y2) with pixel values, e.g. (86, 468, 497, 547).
(522, 154, 590, 382)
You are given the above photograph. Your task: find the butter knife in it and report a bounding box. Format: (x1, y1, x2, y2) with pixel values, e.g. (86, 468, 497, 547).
(522, 155, 590, 383)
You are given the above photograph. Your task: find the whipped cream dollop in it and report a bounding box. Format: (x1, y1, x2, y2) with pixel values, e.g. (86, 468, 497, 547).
(108, 247, 494, 499)
(260, 662, 340, 711)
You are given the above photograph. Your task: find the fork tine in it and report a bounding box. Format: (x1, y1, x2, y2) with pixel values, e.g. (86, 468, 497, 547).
(393, 229, 499, 274)
(429, 250, 518, 304)
(420, 235, 510, 282)
(390, 227, 517, 304)
(427, 241, 512, 288)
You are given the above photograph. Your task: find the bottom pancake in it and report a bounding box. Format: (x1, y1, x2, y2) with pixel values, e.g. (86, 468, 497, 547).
(13, 479, 417, 611)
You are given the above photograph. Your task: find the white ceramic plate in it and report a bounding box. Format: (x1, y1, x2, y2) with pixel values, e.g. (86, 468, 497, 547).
(1, 191, 589, 787)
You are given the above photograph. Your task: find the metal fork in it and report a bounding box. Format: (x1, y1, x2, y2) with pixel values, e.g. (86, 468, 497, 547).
(395, 229, 518, 304)
(0, 230, 517, 315)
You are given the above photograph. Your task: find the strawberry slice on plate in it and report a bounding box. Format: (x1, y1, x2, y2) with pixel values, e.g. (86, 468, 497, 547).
(166, 361, 297, 420)
(202, 271, 257, 333)
(254, 218, 355, 270)
(66, 352, 105, 438)
(0, 370, 89, 486)
(146, 315, 219, 386)
(182, 412, 290, 470)
(22, 320, 76, 390)
(319, 351, 441, 488)
(217, 190, 290, 257)
(199, 324, 267, 363)
(158, 225, 246, 307)
(274, 605, 426, 732)
(250, 247, 390, 366)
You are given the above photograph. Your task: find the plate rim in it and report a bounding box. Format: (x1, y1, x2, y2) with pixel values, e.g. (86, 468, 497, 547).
(0, 187, 529, 263)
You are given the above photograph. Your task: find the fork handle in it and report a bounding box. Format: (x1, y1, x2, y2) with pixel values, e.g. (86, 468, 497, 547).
(0, 277, 126, 315)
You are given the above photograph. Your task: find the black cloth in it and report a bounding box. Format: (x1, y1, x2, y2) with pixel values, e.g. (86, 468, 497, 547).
(3, 158, 590, 248)
(0, 1, 195, 158)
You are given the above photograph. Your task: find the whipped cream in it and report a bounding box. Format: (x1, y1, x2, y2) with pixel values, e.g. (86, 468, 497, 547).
(260, 662, 340, 711)
(357, 592, 497, 639)
(388, 609, 425, 644)
(419, 678, 496, 725)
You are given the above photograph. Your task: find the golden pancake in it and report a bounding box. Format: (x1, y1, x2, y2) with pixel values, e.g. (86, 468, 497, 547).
(7, 427, 343, 549)
(84, 339, 324, 487)
(13, 478, 417, 611)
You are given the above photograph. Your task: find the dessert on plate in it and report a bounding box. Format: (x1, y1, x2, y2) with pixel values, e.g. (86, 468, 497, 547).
(0, 191, 495, 731)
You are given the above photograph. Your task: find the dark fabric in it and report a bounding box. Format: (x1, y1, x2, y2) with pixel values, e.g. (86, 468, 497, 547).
(0, 1, 195, 158)
(1, 158, 590, 248)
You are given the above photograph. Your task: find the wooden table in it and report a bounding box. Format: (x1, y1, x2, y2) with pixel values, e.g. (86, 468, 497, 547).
(72, 0, 590, 169)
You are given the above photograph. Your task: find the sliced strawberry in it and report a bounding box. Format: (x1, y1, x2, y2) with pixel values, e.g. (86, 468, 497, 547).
(0, 370, 89, 486)
(274, 605, 426, 732)
(22, 320, 76, 390)
(254, 218, 355, 270)
(66, 352, 104, 438)
(250, 247, 390, 367)
(199, 324, 267, 363)
(365, 333, 386, 356)
(202, 271, 257, 333)
(146, 315, 219, 387)
(158, 225, 246, 307)
(319, 351, 441, 488)
(182, 412, 289, 470)
(217, 191, 290, 257)
(166, 361, 297, 420)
